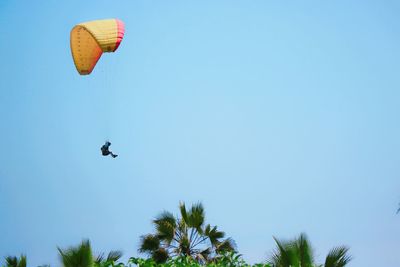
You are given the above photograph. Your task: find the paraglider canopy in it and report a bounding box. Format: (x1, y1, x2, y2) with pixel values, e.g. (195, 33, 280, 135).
(70, 18, 125, 75)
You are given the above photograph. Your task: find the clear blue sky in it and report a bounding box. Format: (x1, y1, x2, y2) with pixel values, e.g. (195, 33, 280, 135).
(1, 1, 400, 266)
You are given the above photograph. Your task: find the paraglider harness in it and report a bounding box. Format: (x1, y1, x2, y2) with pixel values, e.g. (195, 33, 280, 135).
(101, 141, 118, 158)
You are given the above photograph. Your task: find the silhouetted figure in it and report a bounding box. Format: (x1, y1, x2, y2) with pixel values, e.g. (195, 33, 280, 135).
(101, 141, 118, 158)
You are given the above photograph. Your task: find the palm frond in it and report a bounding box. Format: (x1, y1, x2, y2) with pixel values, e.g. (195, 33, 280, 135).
(179, 202, 189, 225)
(196, 248, 211, 264)
(106, 251, 122, 262)
(215, 238, 236, 254)
(5, 256, 18, 267)
(295, 233, 314, 267)
(188, 202, 205, 229)
(207, 226, 225, 245)
(155, 222, 175, 243)
(138, 234, 160, 254)
(94, 253, 104, 264)
(58, 240, 93, 267)
(268, 236, 297, 267)
(178, 235, 191, 256)
(204, 224, 211, 235)
(324, 246, 352, 267)
(154, 211, 176, 226)
(153, 211, 176, 243)
(17, 255, 26, 267)
(152, 248, 169, 264)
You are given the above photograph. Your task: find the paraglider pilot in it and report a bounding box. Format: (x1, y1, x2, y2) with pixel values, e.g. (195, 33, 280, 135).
(101, 141, 118, 158)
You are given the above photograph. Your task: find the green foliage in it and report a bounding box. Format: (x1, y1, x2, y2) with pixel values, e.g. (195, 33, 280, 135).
(324, 246, 352, 267)
(4, 255, 26, 267)
(1, 199, 352, 267)
(210, 251, 269, 267)
(128, 252, 270, 267)
(139, 235, 161, 253)
(94, 250, 124, 267)
(58, 240, 124, 267)
(268, 233, 351, 267)
(1, 253, 270, 267)
(139, 202, 235, 263)
(58, 240, 94, 267)
(1, 234, 349, 267)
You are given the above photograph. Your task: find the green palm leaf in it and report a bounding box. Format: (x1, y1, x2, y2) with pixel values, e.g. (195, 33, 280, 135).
(268, 236, 298, 267)
(5, 255, 26, 267)
(215, 238, 236, 254)
(152, 248, 169, 264)
(94, 253, 104, 265)
(188, 202, 205, 230)
(5, 256, 18, 267)
(295, 233, 314, 267)
(207, 226, 225, 245)
(58, 240, 93, 267)
(324, 246, 352, 267)
(268, 234, 351, 267)
(106, 251, 122, 262)
(138, 234, 160, 254)
(154, 211, 176, 243)
(179, 202, 189, 225)
(154, 211, 176, 226)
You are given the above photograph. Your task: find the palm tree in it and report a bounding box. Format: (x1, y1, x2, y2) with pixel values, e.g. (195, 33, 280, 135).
(94, 250, 123, 267)
(139, 202, 236, 263)
(58, 240, 94, 267)
(4, 255, 26, 267)
(268, 233, 351, 267)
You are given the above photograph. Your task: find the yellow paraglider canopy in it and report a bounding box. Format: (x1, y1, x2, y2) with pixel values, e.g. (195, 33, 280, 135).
(70, 18, 125, 75)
